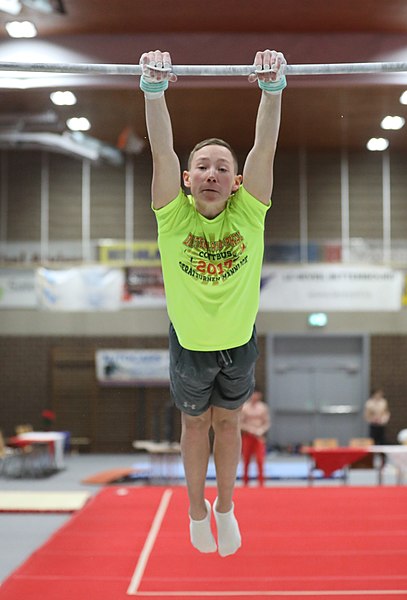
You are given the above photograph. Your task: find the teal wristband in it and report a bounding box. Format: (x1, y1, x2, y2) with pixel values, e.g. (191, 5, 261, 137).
(140, 75, 169, 94)
(258, 75, 287, 94)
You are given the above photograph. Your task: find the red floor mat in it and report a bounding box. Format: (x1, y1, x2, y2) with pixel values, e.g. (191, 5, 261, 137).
(1, 486, 407, 600)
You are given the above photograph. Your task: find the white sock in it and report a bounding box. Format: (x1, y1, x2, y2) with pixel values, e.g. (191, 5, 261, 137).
(189, 499, 217, 553)
(213, 497, 242, 557)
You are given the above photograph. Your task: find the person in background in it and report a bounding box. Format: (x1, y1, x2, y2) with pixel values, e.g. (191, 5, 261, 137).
(364, 388, 390, 445)
(241, 390, 271, 486)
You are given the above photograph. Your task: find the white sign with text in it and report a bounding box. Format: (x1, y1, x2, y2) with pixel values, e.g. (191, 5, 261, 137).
(260, 265, 404, 311)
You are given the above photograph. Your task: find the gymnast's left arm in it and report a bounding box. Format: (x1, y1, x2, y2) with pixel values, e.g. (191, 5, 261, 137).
(242, 49, 287, 205)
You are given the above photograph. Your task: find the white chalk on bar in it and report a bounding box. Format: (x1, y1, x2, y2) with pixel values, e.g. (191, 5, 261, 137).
(1, 61, 407, 76)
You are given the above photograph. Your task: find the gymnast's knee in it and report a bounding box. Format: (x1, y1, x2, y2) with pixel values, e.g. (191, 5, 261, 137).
(211, 406, 242, 436)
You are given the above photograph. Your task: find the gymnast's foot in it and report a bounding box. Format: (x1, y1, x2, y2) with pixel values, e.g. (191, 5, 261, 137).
(213, 497, 241, 557)
(189, 499, 217, 553)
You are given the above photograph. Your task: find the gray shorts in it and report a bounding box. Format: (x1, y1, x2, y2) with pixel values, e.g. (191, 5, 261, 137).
(169, 323, 259, 416)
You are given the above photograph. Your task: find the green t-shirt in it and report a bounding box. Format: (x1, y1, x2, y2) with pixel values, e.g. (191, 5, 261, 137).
(153, 185, 270, 351)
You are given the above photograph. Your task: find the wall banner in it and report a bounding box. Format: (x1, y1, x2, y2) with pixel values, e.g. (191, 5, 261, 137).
(260, 265, 404, 311)
(98, 240, 161, 266)
(95, 349, 169, 385)
(36, 266, 124, 311)
(122, 266, 166, 308)
(0, 269, 37, 308)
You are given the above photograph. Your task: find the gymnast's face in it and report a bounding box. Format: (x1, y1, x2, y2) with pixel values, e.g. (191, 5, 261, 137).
(183, 145, 242, 219)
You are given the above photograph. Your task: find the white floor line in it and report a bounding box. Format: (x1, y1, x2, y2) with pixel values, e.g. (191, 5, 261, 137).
(127, 488, 173, 596)
(131, 590, 407, 597)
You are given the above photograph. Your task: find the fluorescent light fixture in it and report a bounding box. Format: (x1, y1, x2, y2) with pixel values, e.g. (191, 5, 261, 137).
(400, 91, 407, 105)
(0, 72, 59, 89)
(22, 0, 53, 13)
(70, 132, 123, 166)
(0, 0, 22, 15)
(66, 117, 91, 132)
(380, 115, 405, 130)
(5, 20, 37, 37)
(50, 91, 77, 106)
(0, 131, 98, 160)
(366, 137, 389, 151)
(0, 131, 122, 165)
(308, 313, 328, 327)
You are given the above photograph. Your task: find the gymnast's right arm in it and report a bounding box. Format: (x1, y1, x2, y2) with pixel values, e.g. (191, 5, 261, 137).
(140, 50, 181, 209)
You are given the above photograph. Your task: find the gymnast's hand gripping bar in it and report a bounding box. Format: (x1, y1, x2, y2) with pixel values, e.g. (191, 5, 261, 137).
(1, 61, 407, 76)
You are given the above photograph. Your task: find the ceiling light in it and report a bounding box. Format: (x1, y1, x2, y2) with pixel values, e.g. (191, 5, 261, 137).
(366, 137, 389, 152)
(70, 132, 123, 166)
(0, 0, 22, 15)
(0, 73, 59, 89)
(5, 20, 37, 37)
(50, 91, 77, 106)
(0, 131, 99, 161)
(66, 117, 91, 132)
(1, 0, 66, 14)
(380, 115, 405, 130)
(0, 131, 123, 165)
(22, 0, 53, 13)
(399, 91, 407, 105)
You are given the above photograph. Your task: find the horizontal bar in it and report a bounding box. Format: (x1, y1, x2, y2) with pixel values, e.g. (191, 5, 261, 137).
(1, 60, 407, 77)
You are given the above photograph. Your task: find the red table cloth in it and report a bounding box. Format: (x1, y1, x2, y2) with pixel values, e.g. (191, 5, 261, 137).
(303, 447, 370, 476)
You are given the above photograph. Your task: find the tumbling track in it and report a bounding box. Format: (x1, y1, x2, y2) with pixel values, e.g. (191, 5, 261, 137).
(1, 486, 406, 600)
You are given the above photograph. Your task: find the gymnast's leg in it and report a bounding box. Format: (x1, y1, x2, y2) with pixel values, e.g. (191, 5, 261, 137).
(181, 409, 217, 553)
(212, 406, 242, 557)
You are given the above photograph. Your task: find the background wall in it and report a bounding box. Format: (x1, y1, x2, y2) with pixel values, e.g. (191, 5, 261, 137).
(0, 333, 405, 449)
(1, 147, 406, 451)
(2, 147, 407, 263)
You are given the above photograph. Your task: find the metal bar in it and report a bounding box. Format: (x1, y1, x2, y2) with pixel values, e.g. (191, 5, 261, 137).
(382, 150, 391, 264)
(82, 159, 91, 262)
(299, 148, 308, 264)
(340, 148, 350, 263)
(1, 61, 407, 77)
(125, 155, 134, 264)
(40, 151, 49, 263)
(0, 151, 7, 247)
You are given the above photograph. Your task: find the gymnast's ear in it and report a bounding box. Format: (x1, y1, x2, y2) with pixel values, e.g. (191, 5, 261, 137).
(183, 170, 191, 188)
(232, 174, 242, 191)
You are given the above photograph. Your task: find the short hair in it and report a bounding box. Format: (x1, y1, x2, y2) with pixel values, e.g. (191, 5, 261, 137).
(187, 138, 239, 173)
